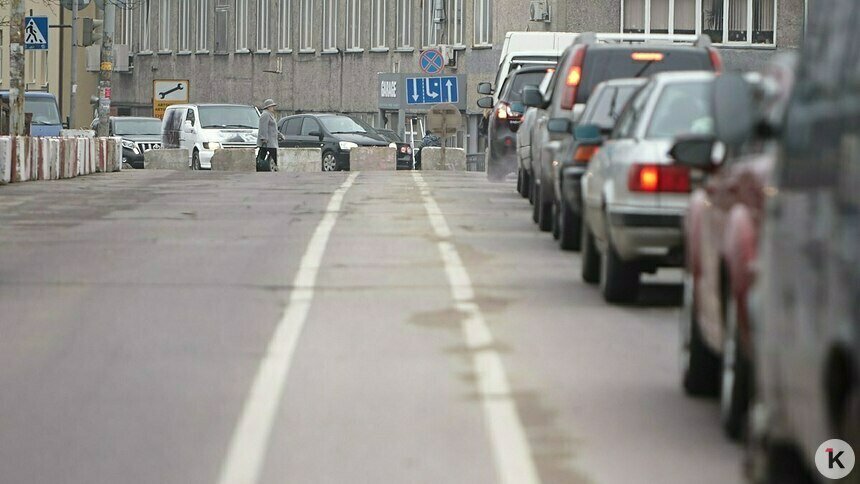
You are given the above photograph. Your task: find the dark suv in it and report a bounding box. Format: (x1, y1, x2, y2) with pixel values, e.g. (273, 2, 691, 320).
(523, 33, 721, 231)
(478, 65, 555, 181)
(278, 114, 389, 171)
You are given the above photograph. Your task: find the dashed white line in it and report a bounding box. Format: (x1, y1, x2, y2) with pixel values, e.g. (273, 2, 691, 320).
(412, 172, 541, 484)
(217, 172, 359, 484)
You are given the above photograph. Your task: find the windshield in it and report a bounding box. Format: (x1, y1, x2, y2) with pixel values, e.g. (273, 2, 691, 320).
(114, 119, 162, 136)
(376, 130, 402, 143)
(503, 70, 551, 103)
(584, 85, 642, 130)
(198, 106, 260, 129)
(320, 116, 370, 134)
(26, 97, 61, 125)
(647, 81, 714, 138)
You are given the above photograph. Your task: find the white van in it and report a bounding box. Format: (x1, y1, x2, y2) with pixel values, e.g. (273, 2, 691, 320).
(162, 104, 260, 170)
(480, 32, 579, 104)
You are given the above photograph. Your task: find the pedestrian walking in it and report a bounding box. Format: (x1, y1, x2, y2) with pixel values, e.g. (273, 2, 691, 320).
(257, 99, 279, 172)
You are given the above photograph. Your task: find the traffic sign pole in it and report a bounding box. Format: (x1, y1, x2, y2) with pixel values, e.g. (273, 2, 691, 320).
(70, 0, 79, 128)
(9, 0, 25, 135)
(97, 1, 115, 137)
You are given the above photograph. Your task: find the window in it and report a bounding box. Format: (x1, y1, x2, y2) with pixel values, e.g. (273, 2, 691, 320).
(473, 0, 491, 46)
(159, 0, 171, 51)
(647, 81, 714, 138)
(345, 0, 361, 51)
(371, 0, 387, 49)
(285, 117, 302, 135)
(623, 0, 774, 44)
(322, 0, 337, 52)
(258, 0, 271, 51)
(299, 0, 313, 51)
(300, 118, 320, 136)
(396, 0, 411, 48)
(196, 0, 210, 51)
(178, 0, 191, 51)
(236, 0, 249, 51)
(278, 0, 291, 51)
(139, 0, 152, 52)
(117, 4, 134, 47)
(423, 0, 462, 47)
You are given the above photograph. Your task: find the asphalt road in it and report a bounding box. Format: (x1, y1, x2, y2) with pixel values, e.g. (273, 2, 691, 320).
(0, 170, 743, 484)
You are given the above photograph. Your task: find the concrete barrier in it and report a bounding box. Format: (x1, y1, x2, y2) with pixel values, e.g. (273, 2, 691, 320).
(349, 147, 396, 171)
(0, 136, 122, 186)
(278, 148, 322, 172)
(420, 147, 467, 171)
(145, 149, 188, 170)
(210, 148, 256, 172)
(0, 137, 11, 184)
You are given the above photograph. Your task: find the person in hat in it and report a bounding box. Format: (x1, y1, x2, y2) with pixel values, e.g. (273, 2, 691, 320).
(257, 99, 279, 171)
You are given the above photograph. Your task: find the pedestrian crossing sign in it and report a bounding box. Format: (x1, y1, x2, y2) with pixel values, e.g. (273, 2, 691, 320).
(24, 17, 49, 50)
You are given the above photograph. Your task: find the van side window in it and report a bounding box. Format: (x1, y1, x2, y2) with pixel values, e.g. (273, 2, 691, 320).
(186, 109, 196, 126)
(285, 118, 302, 135)
(300, 118, 320, 136)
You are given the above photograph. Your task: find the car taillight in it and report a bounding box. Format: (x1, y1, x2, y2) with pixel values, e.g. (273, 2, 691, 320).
(561, 46, 587, 110)
(497, 103, 509, 120)
(708, 47, 723, 72)
(628, 164, 691, 193)
(573, 145, 599, 164)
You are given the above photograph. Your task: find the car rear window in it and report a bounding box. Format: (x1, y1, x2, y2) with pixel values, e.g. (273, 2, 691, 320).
(583, 85, 642, 130)
(502, 71, 551, 103)
(646, 80, 714, 138)
(577, 49, 712, 103)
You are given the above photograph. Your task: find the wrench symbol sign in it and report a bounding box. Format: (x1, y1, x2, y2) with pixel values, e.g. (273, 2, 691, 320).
(158, 83, 184, 99)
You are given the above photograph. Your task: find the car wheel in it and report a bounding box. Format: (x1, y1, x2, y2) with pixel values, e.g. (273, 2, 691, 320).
(599, 238, 639, 304)
(522, 169, 531, 200)
(537, 184, 553, 232)
(747, 432, 815, 484)
(680, 274, 721, 396)
(322, 151, 337, 172)
(557, 194, 582, 251)
(580, 216, 600, 284)
(720, 291, 751, 440)
(191, 150, 201, 170)
(517, 169, 523, 194)
(551, 200, 561, 240)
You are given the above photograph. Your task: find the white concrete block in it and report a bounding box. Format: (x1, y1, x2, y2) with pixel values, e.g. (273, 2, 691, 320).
(0, 137, 12, 184)
(211, 148, 256, 172)
(278, 148, 322, 172)
(349, 147, 396, 171)
(145, 149, 188, 170)
(420, 147, 467, 171)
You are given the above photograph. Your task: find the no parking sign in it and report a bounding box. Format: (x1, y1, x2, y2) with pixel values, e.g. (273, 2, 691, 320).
(419, 49, 444, 75)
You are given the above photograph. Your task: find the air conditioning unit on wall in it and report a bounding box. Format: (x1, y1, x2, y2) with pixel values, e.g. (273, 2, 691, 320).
(529, 0, 551, 22)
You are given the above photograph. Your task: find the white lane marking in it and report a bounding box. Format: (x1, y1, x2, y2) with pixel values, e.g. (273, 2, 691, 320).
(412, 172, 540, 484)
(218, 172, 359, 484)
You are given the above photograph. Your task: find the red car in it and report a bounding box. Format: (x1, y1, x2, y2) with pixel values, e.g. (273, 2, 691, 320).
(675, 54, 797, 440)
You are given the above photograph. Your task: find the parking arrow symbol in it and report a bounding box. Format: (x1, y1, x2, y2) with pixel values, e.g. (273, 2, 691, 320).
(445, 79, 454, 101)
(425, 79, 439, 98)
(411, 78, 420, 101)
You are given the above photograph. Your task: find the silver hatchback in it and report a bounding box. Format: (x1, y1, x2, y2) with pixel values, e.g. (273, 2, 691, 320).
(581, 71, 716, 303)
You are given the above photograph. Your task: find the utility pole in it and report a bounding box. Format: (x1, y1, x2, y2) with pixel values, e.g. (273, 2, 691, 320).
(96, 1, 115, 137)
(9, 0, 25, 135)
(70, 0, 79, 128)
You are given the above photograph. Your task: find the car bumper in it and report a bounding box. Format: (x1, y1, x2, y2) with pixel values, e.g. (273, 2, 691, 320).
(606, 207, 685, 266)
(396, 153, 413, 170)
(122, 148, 145, 169)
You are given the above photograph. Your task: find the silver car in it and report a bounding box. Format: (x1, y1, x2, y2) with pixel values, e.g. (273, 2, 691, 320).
(581, 71, 715, 303)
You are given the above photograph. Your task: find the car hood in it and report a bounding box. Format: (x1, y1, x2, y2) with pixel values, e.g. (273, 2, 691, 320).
(335, 133, 389, 146)
(201, 128, 258, 144)
(120, 134, 162, 143)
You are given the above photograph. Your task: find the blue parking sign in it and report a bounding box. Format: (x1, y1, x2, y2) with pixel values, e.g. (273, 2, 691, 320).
(24, 16, 49, 50)
(406, 76, 459, 105)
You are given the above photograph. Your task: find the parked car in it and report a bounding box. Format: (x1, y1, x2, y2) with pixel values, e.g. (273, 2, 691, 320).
(162, 104, 260, 170)
(546, 78, 646, 250)
(375, 128, 413, 170)
(516, 68, 555, 200)
(524, 33, 721, 232)
(0, 91, 63, 137)
(580, 71, 716, 303)
(278, 113, 389, 171)
(90, 116, 163, 169)
(479, 66, 554, 181)
(672, 56, 797, 441)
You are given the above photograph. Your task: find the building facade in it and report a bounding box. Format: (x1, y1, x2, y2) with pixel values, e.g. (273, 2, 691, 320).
(111, 0, 806, 153)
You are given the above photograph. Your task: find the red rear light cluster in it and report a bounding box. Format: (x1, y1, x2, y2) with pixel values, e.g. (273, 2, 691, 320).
(708, 47, 723, 72)
(496, 101, 522, 122)
(561, 46, 587, 110)
(573, 145, 599, 164)
(628, 164, 691, 193)
(400, 146, 412, 154)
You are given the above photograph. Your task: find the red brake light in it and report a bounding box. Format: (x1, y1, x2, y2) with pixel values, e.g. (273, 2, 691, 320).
(561, 46, 587, 110)
(628, 164, 690, 193)
(573, 145, 599, 164)
(631, 52, 664, 62)
(708, 47, 723, 72)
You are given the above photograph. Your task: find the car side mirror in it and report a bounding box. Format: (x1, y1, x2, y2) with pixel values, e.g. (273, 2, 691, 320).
(308, 130, 323, 140)
(713, 73, 755, 148)
(477, 96, 495, 109)
(183, 120, 194, 132)
(522, 86, 543, 108)
(547, 118, 573, 134)
(477, 82, 494, 95)
(670, 136, 725, 170)
(574, 124, 602, 142)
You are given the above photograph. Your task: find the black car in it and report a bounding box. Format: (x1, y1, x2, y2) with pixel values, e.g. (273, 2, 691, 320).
(478, 65, 554, 181)
(90, 116, 162, 169)
(375, 128, 413, 170)
(277, 113, 389, 171)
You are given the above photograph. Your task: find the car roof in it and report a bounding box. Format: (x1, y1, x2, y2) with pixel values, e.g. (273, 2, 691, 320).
(0, 90, 56, 99)
(167, 103, 255, 109)
(649, 70, 716, 83)
(506, 65, 555, 79)
(112, 116, 160, 121)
